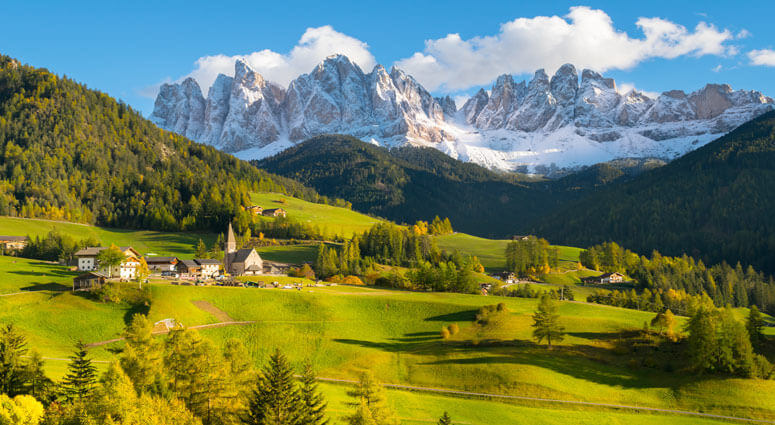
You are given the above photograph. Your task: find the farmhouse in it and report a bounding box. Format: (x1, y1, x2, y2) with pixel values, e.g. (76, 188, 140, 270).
(262, 208, 287, 218)
(145, 256, 179, 272)
(178, 260, 201, 277)
(247, 205, 264, 215)
(74, 246, 141, 279)
(582, 272, 625, 284)
(195, 258, 221, 278)
(73, 271, 107, 291)
(223, 223, 263, 276)
(0, 235, 28, 251)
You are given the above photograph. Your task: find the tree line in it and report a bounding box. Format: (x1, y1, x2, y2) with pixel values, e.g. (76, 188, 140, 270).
(580, 241, 775, 314)
(505, 236, 559, 276)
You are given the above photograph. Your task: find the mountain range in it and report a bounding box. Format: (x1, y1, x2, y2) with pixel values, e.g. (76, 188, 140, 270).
(151, 54, 774, 173)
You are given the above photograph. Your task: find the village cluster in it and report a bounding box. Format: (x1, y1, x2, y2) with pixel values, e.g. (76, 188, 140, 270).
(71, 224, 282, 290)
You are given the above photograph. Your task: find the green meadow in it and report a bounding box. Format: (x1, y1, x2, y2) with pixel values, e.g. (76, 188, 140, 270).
(250, 192, 383, 238)
(0, 216, 214, 257)
(2, 257, 773, 423)
(435, 233, 583, 272)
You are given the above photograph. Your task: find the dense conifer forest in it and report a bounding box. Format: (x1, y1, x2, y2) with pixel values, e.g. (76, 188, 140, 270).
(0, 55, 332, 233)
(534, 111, 775, 274)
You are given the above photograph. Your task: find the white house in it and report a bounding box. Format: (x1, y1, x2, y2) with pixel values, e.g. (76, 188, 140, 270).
(195, 259, 221, 278)
(74, 246, 141, 279)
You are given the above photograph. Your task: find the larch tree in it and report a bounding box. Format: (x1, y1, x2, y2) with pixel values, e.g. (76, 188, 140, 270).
(298, 361, 329, 425)
(531, 294, 565, 349)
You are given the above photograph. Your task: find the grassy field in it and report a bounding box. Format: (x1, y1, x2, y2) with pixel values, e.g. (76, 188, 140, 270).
(435, 233, 584, 272)
(250, 192, 383, 238)
(255, 244, 318, 264)
(2, 257, 774, 422)
(0, 216, 215, 257)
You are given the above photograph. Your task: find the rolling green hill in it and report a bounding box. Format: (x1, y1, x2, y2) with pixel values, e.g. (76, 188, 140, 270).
(532, 110, 775, 274)
(254, 135, 575, 238)
(2, 257, 774, 423)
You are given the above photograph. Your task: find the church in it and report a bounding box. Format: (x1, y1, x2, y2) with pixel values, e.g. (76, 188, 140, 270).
(224, 223, 264, 276)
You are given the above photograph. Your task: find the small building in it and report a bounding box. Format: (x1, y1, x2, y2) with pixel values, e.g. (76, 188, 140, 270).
(145, 256, 179, 272)
(119, 256, 141, 281)
(582, 272, 625, 284)
(0, 236, 28, 251)
(247, 205, 264, 215)
(262, 208, 287, 218)
(74, 246, 140, 272)
(195, 258, 221, 278)
(73, 271, 108, 291)
(178, 260, 202, 277)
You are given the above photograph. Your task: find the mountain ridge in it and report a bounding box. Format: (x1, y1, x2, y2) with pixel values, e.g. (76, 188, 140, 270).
(152, 54, 773, 173)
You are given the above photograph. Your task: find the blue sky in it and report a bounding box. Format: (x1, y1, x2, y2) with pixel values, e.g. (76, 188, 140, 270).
(2, 0, 774, 114)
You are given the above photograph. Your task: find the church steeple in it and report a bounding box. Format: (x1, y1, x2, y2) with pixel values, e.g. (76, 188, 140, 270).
(226, 222, 237, 254)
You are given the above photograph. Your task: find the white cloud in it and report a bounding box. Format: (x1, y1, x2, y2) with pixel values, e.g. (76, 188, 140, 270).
(453, 95, 471, 109)
(736, 29, 751, 39)
(153, 25, 376, 96)
(395, 6, 736, 92)
(748, 49, 775, 66)
(712, 64, 723, 72)
(617, 82, 659, 99)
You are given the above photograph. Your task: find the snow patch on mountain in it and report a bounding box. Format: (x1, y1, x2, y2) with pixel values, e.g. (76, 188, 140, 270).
(151, 56, 774, 174)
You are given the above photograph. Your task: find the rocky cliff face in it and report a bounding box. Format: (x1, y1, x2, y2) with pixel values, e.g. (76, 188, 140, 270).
(151, 56, 773, 173)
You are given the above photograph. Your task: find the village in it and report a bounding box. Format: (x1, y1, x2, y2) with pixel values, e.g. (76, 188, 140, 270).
(69, 223, 305, 291)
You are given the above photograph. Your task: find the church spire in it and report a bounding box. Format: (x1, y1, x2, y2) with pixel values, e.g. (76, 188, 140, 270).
(226, 222, 237, 254)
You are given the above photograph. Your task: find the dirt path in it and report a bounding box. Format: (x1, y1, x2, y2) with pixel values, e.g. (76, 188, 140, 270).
(85, 321, 255, 347)
(192, 300, 234, 322)
(315, 377, 775, 424)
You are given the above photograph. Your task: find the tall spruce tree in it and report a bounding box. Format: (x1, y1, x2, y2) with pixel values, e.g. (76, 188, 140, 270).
(299, 361, 329, 425)
(62, 340, 98, 402)
(345, 371, 398, 425)
(532, 294, 565, 348)
(244, 349, 301, 425)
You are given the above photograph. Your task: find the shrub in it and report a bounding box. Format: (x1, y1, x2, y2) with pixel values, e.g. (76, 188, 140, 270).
(440, 328, 450, 340)
(448, 323, 460, 335)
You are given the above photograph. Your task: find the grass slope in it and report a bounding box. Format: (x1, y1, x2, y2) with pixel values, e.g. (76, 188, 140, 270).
(3, 258, 774, 422)
(250, 192, 383, 239)
(435, 233, 583, 272)
(0, 216, 214, 257)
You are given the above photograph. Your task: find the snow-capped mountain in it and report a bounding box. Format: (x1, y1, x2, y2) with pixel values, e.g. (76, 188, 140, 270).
(151, 55, 773, 173)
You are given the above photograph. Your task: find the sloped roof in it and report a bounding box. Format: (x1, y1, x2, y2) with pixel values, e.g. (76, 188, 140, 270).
(75, 246, 138, 257)
(75, 271, 108, 279)
(0, 236, 27, 242)
(195, 258, 221, 265)
(179, 260, 200, 269)
(144, 256, 178, 264)
(232, 248, 260, 264)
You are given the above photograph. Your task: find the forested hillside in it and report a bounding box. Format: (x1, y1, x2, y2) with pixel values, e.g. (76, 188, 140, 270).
(0, 55, 328, 232)
(254, 135, 575, 238)
(533, 110, 775, 274)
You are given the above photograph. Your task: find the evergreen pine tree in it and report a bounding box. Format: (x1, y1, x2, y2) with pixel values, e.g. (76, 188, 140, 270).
(0, 324, 29, 397)
(62, 340, 98, 402)
(299, 361, 329, 425)
(195, 239, 209, 258)
(345, 371, 398, 425)
(245, 349, 301, 425)
(531, 294, 565, 348)
(438, 411, 453, 425)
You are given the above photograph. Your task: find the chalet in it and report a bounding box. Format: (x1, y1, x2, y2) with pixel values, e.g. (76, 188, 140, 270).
(145, 256, 179, 272)
(195, 258, 221, 278)
(494, 272, 517, 284)
(74, 246, 141, 279)
(0, 235, 28, 251)
(247, 205, 264, 215)
(223, 223, 264, 276)
(73, 271, 108, 291)
(119, 256, 141, 281)
(262, 208, 287, 218)
(582, 272, 625, 284)
(178, 260, 201, 277)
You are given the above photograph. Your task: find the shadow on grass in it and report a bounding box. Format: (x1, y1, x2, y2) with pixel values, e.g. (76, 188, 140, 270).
(333, 333, 697, 390)
(424, 310, 478, 323)
(20, 282, 70, 292)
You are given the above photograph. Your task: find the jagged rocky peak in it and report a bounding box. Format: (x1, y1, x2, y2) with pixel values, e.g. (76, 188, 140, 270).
(549, 64, 578, 105)
(152, 55, 774, 172)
